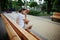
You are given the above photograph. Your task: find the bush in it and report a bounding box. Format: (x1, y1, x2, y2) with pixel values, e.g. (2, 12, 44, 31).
(53, 0, 60, 12)
(41, 3, 47, 11)
(29, 10, 52, 16)
(28, 2, 38, 8)
(29, 10, 40, 16)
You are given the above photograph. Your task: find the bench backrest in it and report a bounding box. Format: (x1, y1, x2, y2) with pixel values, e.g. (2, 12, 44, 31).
(53, 12, 60, 16)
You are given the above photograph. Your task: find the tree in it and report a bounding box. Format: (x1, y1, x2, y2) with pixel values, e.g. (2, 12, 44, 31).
(12, 1, 18, 10)
(17, 0, 24, 6)
(8, 0, 12, 9)
(41, 3, 46, 14)
(53, 0, 60, 12)
(0, 0, 9, 11)
(44, 0, 53, 14)
(29, 2, 38, 8)
(16, 0, 24, 10)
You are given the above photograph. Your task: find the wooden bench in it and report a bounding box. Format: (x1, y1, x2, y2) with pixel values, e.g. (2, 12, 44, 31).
(1, 14, 40, 40)
(1, 14, 21, 40)
(50, 12, 60, 21)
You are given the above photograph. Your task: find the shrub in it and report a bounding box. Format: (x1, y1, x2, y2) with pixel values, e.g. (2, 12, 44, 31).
(28, 2, 38, 8)
(29, 10, 40, 16)
(53, 0, 60, 12)
(29, 10, 52, 16)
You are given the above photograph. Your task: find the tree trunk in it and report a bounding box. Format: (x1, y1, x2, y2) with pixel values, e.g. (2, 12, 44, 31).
(47, 0, 52, 14)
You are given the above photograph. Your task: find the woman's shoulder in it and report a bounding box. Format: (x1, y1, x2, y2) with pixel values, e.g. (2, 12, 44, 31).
(17, 13, 22, 16)
(18, 13, 25, 17)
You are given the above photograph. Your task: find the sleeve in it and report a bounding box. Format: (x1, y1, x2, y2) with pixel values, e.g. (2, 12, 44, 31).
(23, 15, 25, 19)
(18, 14, 25, 20)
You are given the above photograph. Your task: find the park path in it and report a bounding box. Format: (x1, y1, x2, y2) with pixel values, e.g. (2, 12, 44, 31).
(27, 15, 60, 40)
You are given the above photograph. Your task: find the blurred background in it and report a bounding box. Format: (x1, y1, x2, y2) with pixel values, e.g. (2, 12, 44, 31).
(0, 0, 60, 16)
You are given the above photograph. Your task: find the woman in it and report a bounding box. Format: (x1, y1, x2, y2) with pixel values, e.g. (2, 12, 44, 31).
(16, 8, 32, 29)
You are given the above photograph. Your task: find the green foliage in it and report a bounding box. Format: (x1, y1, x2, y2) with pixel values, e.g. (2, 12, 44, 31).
(8, 0, 12, 9)
(0, 0, 24, 11)
(29, 10, 40, 16)
(41, 3, 46, 11)
(17, 0, 24, 6)
(44, 0, 48, 1)
(1, 0, 9, 11)
(44, 0, 54, 14)
(4, 0, 8, 9)
(28, 2, 38, 7)
(29, 10, 52, 16)
(12, 1, 17, 8)
(53, 0, 60, 12)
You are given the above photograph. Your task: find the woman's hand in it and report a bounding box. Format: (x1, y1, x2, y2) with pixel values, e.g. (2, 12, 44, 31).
(16, 21, 19, 24)
(24, 19, 29, 24)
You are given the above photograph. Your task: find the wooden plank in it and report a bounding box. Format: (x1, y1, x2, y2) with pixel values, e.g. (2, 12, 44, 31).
(50, 16, 60, 19)
(25, 29, 40, 40)
(3, 14, 39, 40)
(1, 14, 21, 40)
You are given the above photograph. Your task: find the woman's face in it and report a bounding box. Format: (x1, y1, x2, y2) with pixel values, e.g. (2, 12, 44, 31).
(23, 10, 29, 15)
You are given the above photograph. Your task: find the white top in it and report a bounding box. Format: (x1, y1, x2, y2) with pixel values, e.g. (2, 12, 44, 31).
(17, 13, 25, 28)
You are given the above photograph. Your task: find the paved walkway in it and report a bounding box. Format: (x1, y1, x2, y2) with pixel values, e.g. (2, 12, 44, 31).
(39, 16, 51, 19)
(27, 15, 60, 40)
